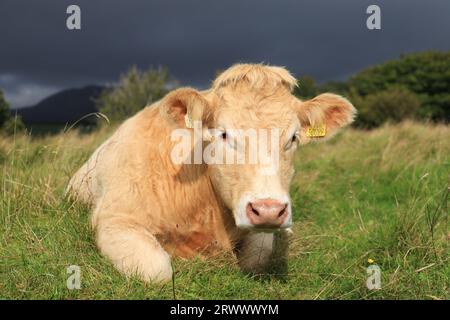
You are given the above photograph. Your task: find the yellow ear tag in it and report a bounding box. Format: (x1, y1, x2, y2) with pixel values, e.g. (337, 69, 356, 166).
(184, 114, 194, 129)
(306, 124, 326, 138)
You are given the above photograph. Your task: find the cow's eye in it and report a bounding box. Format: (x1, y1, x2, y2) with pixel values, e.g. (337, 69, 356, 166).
(221, 132, 227, 140)
(285, 133, 299, 150)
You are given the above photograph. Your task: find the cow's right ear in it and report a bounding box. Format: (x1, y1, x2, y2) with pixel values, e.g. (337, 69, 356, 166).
(160, 87, 211, 128)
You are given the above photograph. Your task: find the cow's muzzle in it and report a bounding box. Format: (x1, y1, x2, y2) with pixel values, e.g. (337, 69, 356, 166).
(246, 199, 289, 229)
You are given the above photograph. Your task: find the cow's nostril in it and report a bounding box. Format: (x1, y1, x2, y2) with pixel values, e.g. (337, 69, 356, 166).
(278, 205, 287, 217)
(251, 205, 260, 216)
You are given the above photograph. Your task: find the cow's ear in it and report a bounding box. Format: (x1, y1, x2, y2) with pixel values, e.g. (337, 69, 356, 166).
(160, 87, 212, 127)
(295, 93, 356, 143)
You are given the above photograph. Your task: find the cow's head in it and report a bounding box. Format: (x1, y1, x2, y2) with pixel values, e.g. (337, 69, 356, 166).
(161, 64, 356, 230)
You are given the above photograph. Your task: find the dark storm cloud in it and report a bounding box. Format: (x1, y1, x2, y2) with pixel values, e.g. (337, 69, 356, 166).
(0, 0, 449, 107)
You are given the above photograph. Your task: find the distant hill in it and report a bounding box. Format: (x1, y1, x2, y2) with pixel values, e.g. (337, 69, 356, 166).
(13, 85, 106, 125)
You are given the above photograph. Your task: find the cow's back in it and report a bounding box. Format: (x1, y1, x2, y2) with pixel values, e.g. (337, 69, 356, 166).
(66, 106, 157, 205)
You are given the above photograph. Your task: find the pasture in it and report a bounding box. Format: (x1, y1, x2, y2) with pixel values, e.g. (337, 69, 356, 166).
(0, 121, 448, 299)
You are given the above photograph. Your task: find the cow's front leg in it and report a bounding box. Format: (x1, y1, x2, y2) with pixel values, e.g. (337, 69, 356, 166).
(95, 216, 172, 283)
(237, 230, 290, 275)
(236, 232, 275, 273)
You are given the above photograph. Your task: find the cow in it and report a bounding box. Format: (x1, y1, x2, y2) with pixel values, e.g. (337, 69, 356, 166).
(67, 64, 356, 282)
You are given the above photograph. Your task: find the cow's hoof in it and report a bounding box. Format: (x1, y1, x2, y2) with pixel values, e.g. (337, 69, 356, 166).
(116, 247, 173, 283)
(138, 250, 173, 283)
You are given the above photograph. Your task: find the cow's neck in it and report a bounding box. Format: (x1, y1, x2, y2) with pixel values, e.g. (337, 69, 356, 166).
(157, 150, 244, 258)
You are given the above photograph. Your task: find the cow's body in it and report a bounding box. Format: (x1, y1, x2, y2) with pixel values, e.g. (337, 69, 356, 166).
(68, 64, 356, 282)
(70, 106, 244, 257)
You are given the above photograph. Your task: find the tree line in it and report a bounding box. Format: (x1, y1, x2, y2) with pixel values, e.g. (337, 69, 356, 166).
(1, 51, 448, 134)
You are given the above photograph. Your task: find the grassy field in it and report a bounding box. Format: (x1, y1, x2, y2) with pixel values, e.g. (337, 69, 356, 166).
(0, 121, 448, 299)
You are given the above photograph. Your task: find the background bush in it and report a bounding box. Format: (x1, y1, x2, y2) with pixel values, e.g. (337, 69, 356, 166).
(0, 89, 24, 135)
(347, 51, 450, 122)
(0, 90, 9, 127)
(352, 87, 422, 128)
(96, 66, 172, 123)
(294, 75, 318, 99)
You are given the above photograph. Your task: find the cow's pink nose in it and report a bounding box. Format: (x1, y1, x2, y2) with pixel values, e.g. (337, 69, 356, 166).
(246, 199, 288, 228)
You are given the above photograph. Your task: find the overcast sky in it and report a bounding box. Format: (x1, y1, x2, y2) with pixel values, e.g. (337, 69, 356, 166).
(0, 0, 449, 108)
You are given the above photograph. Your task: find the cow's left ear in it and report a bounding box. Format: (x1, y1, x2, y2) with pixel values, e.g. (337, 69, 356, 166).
(160, 87, 212, 128)
(294, 93, 357, 143)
